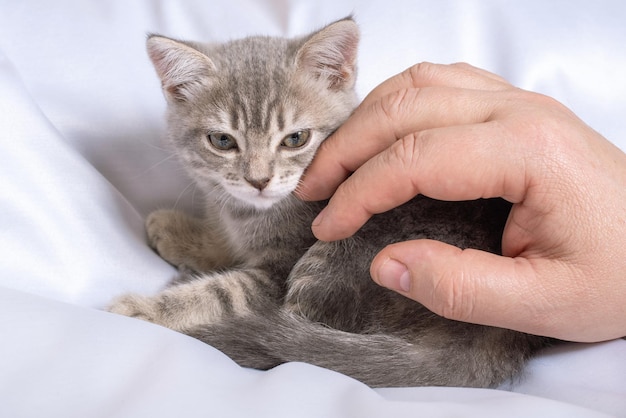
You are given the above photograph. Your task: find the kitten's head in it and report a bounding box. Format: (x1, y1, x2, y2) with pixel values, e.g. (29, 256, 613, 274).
(147, 18, 359, 210)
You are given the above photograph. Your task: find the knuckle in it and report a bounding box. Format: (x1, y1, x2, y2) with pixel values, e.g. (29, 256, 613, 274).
(406, 62, 440, 85)
(429, 267, 475, 322)
(374, 88, 422, 140)
(376, 88, 409, 122)
(449, 61, 473, 71)
(385, 133, 423, 173)
(375, 133, 425, 199)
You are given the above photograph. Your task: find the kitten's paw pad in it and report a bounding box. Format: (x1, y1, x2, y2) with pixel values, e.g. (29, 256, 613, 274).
(108, 294, 157, 323)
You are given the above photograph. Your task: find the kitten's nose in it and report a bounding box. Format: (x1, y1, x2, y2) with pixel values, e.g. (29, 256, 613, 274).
(245, 176, 271, 191)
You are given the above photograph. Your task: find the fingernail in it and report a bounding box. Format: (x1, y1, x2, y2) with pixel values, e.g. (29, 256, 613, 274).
(377, 259, 411, 293)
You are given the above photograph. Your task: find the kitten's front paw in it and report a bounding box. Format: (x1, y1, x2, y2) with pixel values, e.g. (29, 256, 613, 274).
(145, 209, 175, 250)
(146, 209, 189, 267)
(108, 294, 157, 323)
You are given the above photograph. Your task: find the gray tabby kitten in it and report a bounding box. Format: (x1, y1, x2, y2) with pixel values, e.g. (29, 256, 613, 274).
(109, 17, 550, 388)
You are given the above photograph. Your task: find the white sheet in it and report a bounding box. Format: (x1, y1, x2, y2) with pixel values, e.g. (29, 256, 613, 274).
(1, 1, 625, 416)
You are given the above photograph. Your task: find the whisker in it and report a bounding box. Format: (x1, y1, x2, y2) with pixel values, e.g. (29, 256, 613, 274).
(295, 177, 314, 201)
(137, 137, 171, 153)
(190, 183, 202, 215)
(173, 180, 197, 210)
(134, 153, 179, 179)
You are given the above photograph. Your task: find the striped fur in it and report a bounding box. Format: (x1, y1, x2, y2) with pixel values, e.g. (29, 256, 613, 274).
(109, 18, 551, 388)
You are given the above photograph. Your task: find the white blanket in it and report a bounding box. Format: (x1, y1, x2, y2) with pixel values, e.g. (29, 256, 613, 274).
(1, 1, 625, 416)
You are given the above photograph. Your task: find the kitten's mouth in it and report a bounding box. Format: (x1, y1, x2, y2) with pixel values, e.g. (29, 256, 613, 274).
(228, 187, 287, 210)
(249, 192, 285, 210)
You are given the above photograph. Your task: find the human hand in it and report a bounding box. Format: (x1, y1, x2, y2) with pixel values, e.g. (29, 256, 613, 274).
(296, 62, 626, 343)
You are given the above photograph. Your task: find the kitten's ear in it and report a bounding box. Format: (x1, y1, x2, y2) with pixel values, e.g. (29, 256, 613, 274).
(296, 17, 359, 90)
(146, 35, 216, 103)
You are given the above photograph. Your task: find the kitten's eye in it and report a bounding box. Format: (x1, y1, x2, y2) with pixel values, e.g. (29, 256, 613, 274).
(208, 133, 238, 151)
(281, 130, 310, 149)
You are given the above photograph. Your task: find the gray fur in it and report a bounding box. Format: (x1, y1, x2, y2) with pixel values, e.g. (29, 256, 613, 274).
(109, 17, 551, 388)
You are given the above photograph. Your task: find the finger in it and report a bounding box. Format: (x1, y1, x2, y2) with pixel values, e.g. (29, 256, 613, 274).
(369, 239, 563, 338)
(447, 62, 511, 85)
(297, 67, 512, 201)
(297, 86, 505, 201)
(311, 122, 527, 242)
(359, 62, 511, 109)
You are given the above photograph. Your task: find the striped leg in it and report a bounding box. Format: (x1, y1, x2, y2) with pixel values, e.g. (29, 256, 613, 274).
(108, 268, 278, 332)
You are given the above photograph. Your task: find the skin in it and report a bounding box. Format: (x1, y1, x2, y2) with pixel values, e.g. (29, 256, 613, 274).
(296, 62, 626, 343)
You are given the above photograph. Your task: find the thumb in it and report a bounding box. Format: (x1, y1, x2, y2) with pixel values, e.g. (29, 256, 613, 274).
(370, 239, 545, 335)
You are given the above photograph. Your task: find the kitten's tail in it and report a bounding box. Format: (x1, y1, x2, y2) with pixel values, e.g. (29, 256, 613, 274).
(188, 310, 547, 388)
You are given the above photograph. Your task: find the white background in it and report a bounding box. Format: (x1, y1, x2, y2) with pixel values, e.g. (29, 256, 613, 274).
(1, 1, 625, 416)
